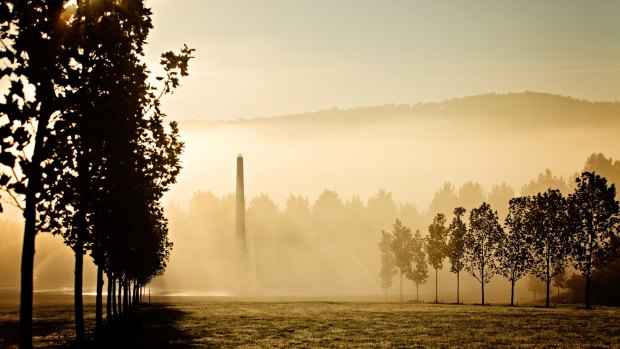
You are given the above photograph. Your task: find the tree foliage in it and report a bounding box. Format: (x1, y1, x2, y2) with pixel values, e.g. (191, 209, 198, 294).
(464, 202, 503, 304)
(568, 171, 620, 308)
(378, 230, 397, 295)
(407, 229, 428, 301)
(499, 197, 534, 306)
(528, 189, 570, 307)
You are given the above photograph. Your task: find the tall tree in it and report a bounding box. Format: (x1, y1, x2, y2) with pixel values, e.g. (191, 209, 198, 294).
(378, 230, 397, 300)
(447, 207, 466, 304)
(0, 2, 73, 347)
(568, 172, 620, 309)
(408, 229, 428, 302)
(464, 202, 503, 305)
(426, 213, 448, 303)
(529, 189, 571, 308)
(390, 219, 413, 303)
(499, 197, 533, 306)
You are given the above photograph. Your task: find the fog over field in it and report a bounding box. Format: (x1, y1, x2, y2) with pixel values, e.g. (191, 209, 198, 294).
(3, 92, 617, 304)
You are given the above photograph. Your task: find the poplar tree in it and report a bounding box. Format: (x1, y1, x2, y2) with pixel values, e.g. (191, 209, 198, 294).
(447, 207, 466, 304)
(408, 229, 428, 302)
(390, 219, 413, 302)
(529, 189, 571, 308)
(464, 202, 503, 305)
(426, 213, 448, 303)
(378, 230, 397, 300)
(0, 2, 72, 347)
(499, 197, 533, 306)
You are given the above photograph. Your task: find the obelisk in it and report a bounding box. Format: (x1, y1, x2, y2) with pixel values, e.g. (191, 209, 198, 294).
(235, 154, 246, 252)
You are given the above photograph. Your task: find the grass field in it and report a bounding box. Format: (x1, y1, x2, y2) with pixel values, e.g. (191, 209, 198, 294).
(1, 301, 620, 348)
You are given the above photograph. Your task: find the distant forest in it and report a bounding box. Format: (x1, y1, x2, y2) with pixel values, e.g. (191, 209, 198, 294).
(159, 153, 620, 305)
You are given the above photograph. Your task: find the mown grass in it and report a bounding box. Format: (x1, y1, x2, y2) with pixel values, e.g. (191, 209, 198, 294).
(1, 301, 619, 348)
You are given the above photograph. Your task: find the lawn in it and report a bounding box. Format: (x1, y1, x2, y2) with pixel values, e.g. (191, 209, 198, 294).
(1, 301, 619, 348)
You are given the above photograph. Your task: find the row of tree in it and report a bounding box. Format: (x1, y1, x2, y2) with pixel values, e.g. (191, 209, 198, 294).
(0, 1, 191, 347)
(379, 172, 620, 309)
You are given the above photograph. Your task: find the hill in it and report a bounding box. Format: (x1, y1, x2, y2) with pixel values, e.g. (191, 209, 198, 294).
(179, 92, 620, 132)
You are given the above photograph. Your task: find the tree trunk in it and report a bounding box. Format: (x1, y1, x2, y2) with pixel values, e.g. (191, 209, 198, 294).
(117, 278, 122, 316)
(112, 276, 117, 317)
(95, 265, 104, 335)
(123, 279, 128, 313)
(107, 273, 112, 320)
(385, 287, 387, 302)
(19, 85, 54, 349)
(585, 275, 591, 309)
(435, 268, 438, 303)
(510, 279, 515, 306)
(545, 277, 551, 308)
(456, 271, 460, 304)
(400, 270, 403, 303)
(416, 284, 419, 302)
(74, 237, 85, 343)
(19, 210, 36, 349)
(481, 265, 485, 305)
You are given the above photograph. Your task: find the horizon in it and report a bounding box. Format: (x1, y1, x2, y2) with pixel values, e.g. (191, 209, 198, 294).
(145, 0, 620, 121)
(172, 91, 619, 123)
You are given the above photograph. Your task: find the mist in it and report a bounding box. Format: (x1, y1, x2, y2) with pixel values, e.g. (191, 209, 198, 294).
(153, 92, 619, 302)
(2, 92, 619, 304)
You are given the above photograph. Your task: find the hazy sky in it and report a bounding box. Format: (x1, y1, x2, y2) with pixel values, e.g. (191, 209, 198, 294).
(145, 0, 620, 120)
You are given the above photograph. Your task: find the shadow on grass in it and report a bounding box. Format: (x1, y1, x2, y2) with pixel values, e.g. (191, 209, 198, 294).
(62, 304, 196, 349)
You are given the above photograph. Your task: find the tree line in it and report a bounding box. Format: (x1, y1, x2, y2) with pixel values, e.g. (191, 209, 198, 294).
(0, 1, 191, 347)
(379, 172, 620, 309)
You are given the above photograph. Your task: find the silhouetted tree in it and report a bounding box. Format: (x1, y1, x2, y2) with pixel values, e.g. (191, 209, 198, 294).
(379, 230, 397, 300)
(426, 213, 448, 303)
(399, 202, 425, 233)
(525, 273, 546, 302)
(487, 182, 515, 222)
(367, 189, 397, 230)
(565, 273, 586, 303)
(390, 219, 413, 302)
(499, 197, 533, 306)
(457, 181, 486, 212)
(521, 169, 570, 196)
(0, 2, 74, 347)
(447, 207, 466, 304)
(428, 182, 458, 218)
(313, 189, 345, 237)
(408, 229, 428, 302)
(568, 172, 620, 309)
(529, 189, 570, 308)
(464, 202, 503, 305)
(552, 269, 567, 305)
(583, 153, 620, 189)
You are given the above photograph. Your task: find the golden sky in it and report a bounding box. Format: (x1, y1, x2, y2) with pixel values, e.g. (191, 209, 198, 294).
(145, 0, 620, 120)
